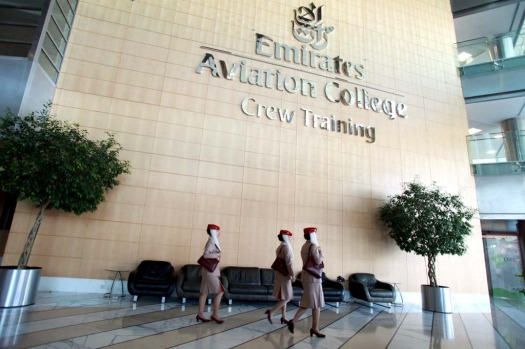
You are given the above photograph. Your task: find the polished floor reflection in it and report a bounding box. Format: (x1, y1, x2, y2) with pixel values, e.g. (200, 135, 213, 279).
(0, 292, 524, 348)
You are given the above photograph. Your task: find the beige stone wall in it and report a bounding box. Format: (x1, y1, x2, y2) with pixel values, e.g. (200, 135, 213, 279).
(2, 0, 488, 294)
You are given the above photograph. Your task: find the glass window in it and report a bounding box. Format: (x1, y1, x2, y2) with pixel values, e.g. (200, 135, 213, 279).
(42, 33, 62, 69)
(38, 52, 58, 82)
(35, 0, 77, 82)
(51, 1, 70, 38)
(47, 17, 67, 54)
(56, 0, 74, 25)
(67, 0, 78, 12)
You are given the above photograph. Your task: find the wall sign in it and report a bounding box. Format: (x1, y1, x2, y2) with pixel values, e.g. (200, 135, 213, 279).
(196, 3, 408, 143)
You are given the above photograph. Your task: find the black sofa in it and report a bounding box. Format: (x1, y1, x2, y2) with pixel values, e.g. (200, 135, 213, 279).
(127, 260, 177, 303)
(220, 266, 303, 304)
(175, 264, 213, 303)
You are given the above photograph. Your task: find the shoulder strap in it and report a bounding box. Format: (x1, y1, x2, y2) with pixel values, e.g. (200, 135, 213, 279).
(308, 243, 314, 255)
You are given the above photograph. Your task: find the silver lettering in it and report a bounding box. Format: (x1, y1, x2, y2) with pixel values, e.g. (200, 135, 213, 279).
(241, 97, 256, 116)
(324, 82, 339, 103)
(196, 53, 219, 77)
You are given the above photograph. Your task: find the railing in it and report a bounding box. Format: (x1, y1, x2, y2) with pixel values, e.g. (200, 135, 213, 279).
(467, 131, 525, 175)
(456, 30, 525, 75)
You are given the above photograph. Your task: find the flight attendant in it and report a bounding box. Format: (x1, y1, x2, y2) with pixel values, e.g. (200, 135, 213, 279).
(288, 227, 325, 337)
(264, 229, 295, 324)
(196, 224, 225, 324)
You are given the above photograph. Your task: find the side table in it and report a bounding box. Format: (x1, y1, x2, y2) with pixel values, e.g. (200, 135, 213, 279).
(104, 269, 128, 299)
(390, 282, 403, 306)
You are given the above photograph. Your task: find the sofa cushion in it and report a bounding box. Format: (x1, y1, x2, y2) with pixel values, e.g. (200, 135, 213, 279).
(229, 284, 268, 295)
(134, 280, 172, 290)
(260, 268, 274, 286)
(369, 288, 394, 298)
(224, 267, 261, 285)
(182, 281, 201, 293)
(322, 286, 342, 296)
(183, 264, 202, 282)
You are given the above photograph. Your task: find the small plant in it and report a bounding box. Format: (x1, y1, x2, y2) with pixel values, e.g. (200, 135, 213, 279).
(0, 103, 130, 268)
(379, 180, 475, 287)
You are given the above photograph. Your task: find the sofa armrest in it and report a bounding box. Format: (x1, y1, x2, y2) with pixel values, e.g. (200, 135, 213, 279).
(127, 269, 138, 295)
(348, 280, 371, 300)
(175, 269, 185, 296)
(323, 277, 344, 290)
(376, 280, 395, 292)
(168, 270, 177, 297)
(220, 273, 232, 298)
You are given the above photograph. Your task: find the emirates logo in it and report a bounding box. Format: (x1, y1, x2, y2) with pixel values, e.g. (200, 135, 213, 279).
(292, 3, 334, 50)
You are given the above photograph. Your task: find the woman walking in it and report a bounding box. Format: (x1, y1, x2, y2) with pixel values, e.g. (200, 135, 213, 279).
(264, 229, 295, 324)
(287, 227, 325, 338)
(196, 224, 225, 324)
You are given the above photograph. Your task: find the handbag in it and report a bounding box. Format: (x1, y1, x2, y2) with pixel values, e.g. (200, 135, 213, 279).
(197, 255, 219, 273)
(302, 244, 324, 278)
(271, 246, 289, 276)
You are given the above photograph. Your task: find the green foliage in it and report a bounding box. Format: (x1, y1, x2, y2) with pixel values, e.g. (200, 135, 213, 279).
(378, 180, 475, 286)
(517, 273, 525, 295)
(0, 103, 130, 214)
(0, 103, 130, 267)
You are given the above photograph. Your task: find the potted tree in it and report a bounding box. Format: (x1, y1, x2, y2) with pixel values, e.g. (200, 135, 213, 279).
(378, 180, 475, 313)
(0, 103, 130, 307)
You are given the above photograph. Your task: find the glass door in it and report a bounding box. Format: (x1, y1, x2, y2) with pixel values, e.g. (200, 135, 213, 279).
(483, 235, 525, 298)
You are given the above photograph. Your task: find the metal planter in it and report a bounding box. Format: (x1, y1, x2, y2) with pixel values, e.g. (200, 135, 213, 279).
(421, 284, 452, 313)
(0, 266, 41, 308)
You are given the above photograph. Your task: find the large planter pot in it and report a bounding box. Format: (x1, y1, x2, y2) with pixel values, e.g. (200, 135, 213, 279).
(0, 266, 41, 308)
(421, 284, 452, 313)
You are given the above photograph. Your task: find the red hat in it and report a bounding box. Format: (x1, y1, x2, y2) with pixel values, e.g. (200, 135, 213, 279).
(279, 229, 293, 236)
(303, 227, 317, 234)
(207, 224, 220, 230)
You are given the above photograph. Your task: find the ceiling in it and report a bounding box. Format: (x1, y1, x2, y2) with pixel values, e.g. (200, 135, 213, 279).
(452, 0, 525, 133)
(466, 97, 525, 131)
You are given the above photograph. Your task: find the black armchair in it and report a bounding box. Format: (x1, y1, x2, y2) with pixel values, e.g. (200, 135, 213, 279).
(127, 260, 177, 303)
(348, 273, 395, 306)
(321, 272, 345, 306)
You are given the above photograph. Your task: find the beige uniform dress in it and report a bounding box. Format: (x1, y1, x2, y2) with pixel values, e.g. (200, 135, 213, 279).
(272, 243, 294, 301)
(200, 238, 224, 294)
(299, 241, 325, 309)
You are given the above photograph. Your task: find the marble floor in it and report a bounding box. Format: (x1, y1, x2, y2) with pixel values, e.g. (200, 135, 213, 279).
(1, 292, 524, 349)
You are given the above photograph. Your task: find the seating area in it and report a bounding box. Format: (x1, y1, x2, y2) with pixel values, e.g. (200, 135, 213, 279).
(127, 261, 399, 310)
(128, 261, 346, 306)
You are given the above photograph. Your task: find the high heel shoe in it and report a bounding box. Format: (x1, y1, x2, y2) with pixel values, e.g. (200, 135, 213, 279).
(280, 317, 289, 324)
(196, 315, 210, 323)
(310, 328, 326, 338)
(211, 316, 224, 324)
(264, 310, 273, 324)
(287, 319, 294, 333)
